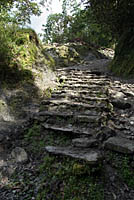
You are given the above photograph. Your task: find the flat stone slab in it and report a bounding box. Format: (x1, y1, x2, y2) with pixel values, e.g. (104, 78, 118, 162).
(41, 100, 106, 109)
(72, 138, 98, 148)
(104, 137, 134, 154)
(62, 84, 104, 89)
(42, 123, 92, 135)
(11, 147, 28, 163)
(45, 146, 102, 164)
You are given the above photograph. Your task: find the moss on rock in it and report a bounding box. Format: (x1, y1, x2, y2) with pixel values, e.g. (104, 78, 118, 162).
(42, 44, 80, 67)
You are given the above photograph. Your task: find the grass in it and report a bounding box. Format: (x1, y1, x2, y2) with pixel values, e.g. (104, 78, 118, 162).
(36, 155, 104, 200)
(120, 156, 134, 188)
(19, 123, 105, 200)
(6, 121, 105, 200)
(7, 106, 134, 199)
(107, 152, 134, 188)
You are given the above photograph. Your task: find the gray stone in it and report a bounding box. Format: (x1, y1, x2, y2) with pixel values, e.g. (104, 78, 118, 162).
(0, 99, 14, 121)
(45, 146, 102, 164)
(104, 137, 134, 154)
(11, 147, 28, 163)
(42, 123, 92, 135)
(111, 99, 131, 109)
(113, 91, 125, 99)
(0, 145, 4, 153)
(0, 134, 4, 142)
(0, 158, 7, 167)
(72, 138, 98, 148)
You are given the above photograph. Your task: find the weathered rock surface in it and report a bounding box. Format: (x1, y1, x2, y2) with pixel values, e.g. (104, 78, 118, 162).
(72, 138, 98, 148)
(11, 147, 28, 163)
(45, 146, 102, 164)
(104, 137, 134, 154)
(1, 44, 134, 199)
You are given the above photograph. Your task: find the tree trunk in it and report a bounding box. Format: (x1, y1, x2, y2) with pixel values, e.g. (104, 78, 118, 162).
(110, 29, 134, 77)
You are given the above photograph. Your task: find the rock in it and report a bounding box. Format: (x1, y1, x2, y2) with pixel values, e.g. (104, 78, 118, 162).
(72, 138, 98, 148)
(42, 123, 92, 135)
(108, 89, 131, 109)
(0, 99, 14, 121)
(104, 137, 134, 154)
(111, 99, 131, 109)
(11, 147, 28, 163)
(45, 146, 102, 164)
(124, 91, 134, 97)
(113, 91, 125, 99)
(0, 158, 7, 167)
(0, 134, 4, 142)
(0, 145, 4, 153)
(84, 52, 97, 61)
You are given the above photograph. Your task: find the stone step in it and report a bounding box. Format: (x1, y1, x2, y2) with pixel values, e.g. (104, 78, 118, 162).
(52, 89, 107, 95)
(49, 95, 108, 102)
(35, 111, 100, 124)
(104, 137, 134, 154)
(59, 75, 108, 78)
(36, 110, 100, 117)
(57, 69, 103, 76)
(41, 104, 106, 113)
(42, 123, 95, 135)
(72, 138, 98, 148)
(41, 99, 107, 107)
(64, 80, 110, 84)
(45, 146, 102, 164)
(64, 79, 109, 84)
(40, 103, 102, 113)
(51, 93, 107, 99)
(40, 101, 107, 114)
(58, 74, 105, 79)
(58, 75, 108, 81)
(60, 84, 108, 89)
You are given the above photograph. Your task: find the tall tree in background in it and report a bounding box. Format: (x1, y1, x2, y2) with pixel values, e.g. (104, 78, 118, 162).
(0, 0, 41, 25)
(43, 0, 113, 47)
(86, 0, 134, 76)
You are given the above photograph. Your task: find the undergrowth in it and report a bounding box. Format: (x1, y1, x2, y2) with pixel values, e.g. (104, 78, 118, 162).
(36, 155, 104, 200)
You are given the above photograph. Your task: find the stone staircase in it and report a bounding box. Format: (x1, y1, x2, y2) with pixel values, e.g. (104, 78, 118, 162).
(33, 62, 134, 165)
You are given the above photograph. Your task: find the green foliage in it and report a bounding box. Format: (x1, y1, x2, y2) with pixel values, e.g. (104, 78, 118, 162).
(87, 0, 134, 38)
(0, 24, 12, 63)
(0, 0, 41, 25)
(37, 155, 104, 200)
(110, 29, 134, 76)
(42, 44, 80, 67)
(43, 13, 72, 43)
(25, 124, 41, 141)
(24, 123, 44, 153)
(86, 0, 134, 76)
(0, 0, 43, 84)
(120, 156, 134, 188)
(107, 152, 134, 188)
(43, 3, 114, 47)
(68, 8, 114, 47)
(0, 22, 39, 84)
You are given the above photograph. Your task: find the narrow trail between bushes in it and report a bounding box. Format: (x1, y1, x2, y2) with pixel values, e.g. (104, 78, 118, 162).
(1, 51, 134, 199)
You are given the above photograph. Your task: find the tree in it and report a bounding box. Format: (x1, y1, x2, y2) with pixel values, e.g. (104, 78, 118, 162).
(86, 0, 134, 76)
(43, 13, 72, 43)
(67, 7, 113, 47)
(0, 0, 41, 25)
(43, 1, 113, 47)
